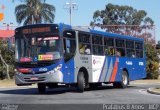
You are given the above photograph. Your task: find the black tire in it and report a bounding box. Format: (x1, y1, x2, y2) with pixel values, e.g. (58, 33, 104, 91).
(113, 71, 129, 88)
(38, 83, 46, 94)
(46, 83, 58, 89)
(77, 72, 85, 92)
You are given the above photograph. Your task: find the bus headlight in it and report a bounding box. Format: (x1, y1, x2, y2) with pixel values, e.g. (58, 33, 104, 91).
(54, 64, 62, 71)
(49, 64, 62, 74)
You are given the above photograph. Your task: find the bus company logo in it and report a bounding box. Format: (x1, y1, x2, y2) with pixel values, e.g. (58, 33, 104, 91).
(93, 59, 96, 65)
(39, 68, 48, 72)
(139, 62, 144, 66)
(93, 59, 101, 65)
(126, 61, 133, 65)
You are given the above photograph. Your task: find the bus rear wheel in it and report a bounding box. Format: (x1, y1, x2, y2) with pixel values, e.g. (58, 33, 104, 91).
(113, 71, 129, 88)
(77, 72, 85, 92)
(38, 83, 46, 94)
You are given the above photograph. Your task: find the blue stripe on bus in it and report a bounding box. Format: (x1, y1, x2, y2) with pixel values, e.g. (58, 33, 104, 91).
(98, 56, 107, 82)
(104, 58, 114, 82)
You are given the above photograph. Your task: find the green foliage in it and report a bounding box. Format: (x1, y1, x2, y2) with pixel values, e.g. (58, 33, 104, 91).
(92, 3, 154, 25)
(145, 44, 159, 79)
(0, 39, 15, 79)
(91, 3, 154, 33)
(15, 0, 55, 25)
(0, 40, 14, 64)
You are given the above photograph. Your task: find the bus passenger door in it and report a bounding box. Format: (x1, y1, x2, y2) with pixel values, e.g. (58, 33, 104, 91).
(63, 30, 76, 83)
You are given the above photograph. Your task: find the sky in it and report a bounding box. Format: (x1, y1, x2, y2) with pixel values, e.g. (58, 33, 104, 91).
(0, 0, 160, 42)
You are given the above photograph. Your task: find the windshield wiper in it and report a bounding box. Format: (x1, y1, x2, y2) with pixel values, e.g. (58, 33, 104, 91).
(22, 35, 31, 49)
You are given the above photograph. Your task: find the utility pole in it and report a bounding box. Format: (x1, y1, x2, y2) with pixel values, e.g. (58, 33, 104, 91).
(69, 0, 72, 25)
(64, 0, 78, 25)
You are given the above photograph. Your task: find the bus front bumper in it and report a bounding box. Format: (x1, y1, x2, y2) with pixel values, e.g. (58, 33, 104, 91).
(15, 71, 63, 86)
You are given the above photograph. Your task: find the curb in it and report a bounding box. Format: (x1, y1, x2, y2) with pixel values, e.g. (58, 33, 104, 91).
(131, 82, 160, 85)
(0, 86, 36, 89)
(0, 85, 37, 89)
(147, 88, 160, 95)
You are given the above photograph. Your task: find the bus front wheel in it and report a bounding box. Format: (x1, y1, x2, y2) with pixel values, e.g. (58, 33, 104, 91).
(37, 83, 46, 94)
(77, 72, 85, 92)
(113, 71, 129, 88)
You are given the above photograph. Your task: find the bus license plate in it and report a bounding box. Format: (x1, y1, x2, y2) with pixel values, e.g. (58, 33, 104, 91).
(30, 77, 38, 80)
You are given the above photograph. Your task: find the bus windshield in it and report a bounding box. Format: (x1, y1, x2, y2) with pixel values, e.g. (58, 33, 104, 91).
(15, 35, 61, 63)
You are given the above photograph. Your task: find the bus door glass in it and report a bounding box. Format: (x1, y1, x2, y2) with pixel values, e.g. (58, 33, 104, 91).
(63, 30, 76, 83)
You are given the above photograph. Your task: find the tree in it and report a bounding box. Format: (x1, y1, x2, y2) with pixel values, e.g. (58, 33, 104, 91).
(15, 0, 55, 25)
(91, 3, 154, 33)
(0, 39, 15, 79)
(145, 44, 159, 79)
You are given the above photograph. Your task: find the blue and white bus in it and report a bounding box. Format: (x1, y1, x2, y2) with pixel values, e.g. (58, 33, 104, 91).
(14, 23, 146, 93)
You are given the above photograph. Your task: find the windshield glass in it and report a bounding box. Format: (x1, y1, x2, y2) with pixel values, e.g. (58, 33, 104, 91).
(15, 35, 62, 62)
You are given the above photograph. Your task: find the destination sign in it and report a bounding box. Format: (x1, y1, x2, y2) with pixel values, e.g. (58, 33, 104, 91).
(38, 54, 54, 61)
(22, 27, 51, 34)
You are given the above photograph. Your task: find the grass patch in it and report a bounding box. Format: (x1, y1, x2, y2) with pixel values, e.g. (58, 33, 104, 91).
(152, 88, 160, 93)
(0, 79, 16, 87)
(132, 79, 160, 84)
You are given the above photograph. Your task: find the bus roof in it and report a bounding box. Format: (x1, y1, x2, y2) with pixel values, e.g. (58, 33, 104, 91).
(60, 23, 144, 42)
(15, 23, 144, 42)
(15, 24, 58, 30)
(90, 29, 144, 42)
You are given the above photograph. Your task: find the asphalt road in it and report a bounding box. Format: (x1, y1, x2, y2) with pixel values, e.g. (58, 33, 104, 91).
(0, 83, 159, 105)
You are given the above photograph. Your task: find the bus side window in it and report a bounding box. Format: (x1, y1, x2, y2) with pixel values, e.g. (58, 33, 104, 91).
(78, 32, 91, 55)
(84, 45, 91, 54)
(108, 47, 115, 55)
(79, 44, 91, 54)
(116, 48, 125, 57)
(79, 43, 85, 54)
(104, 48, 108, 55)
(115, 49, 121, 57)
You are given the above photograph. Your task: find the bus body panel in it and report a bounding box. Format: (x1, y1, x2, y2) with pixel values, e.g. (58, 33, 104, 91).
(15, 56, 146, 85)
(73, 54, 146, 83)
(74, 54, 93, 82)
(15, 60, 64, 85)
(114, 57, 146, 82)
(62, 58, 75, 83)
